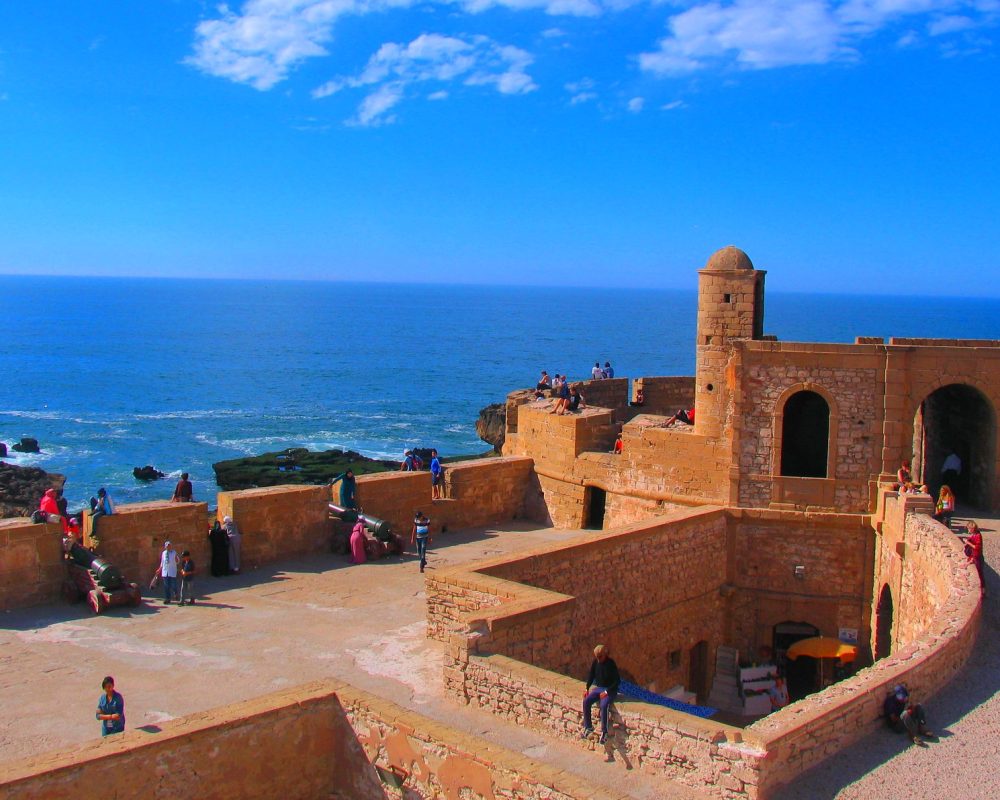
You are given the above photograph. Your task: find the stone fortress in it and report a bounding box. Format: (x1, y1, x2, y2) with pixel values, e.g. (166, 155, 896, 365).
(0, 247, 994, 799)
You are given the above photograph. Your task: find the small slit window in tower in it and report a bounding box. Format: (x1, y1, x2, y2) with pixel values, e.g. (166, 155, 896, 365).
(669, 649, 681, 669)
(723, 293, 731, 303)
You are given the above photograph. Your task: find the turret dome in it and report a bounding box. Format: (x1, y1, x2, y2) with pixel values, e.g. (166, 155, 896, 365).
(705, 246, 754, 272)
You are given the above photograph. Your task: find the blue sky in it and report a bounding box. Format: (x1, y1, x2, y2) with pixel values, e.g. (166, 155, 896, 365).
(0, 1, 998, 294)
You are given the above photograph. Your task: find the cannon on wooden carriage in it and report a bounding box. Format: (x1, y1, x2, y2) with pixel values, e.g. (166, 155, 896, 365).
(328, 504, 404, 560)
(62, 538, 142, 614)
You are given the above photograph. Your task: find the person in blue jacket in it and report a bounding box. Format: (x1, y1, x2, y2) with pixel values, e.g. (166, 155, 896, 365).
(96, 676, 125, 736)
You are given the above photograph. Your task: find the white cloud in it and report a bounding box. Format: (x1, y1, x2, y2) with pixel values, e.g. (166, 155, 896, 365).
(928, 13, 975, 32)
(319, 33, 537, 125)
(428, 89, 449, 99)
(639, 0, 996, 76)
(570, 91, 597, 103)
(627, 96, 645, 111)
(459, 0, 602, 15)
(661, 99, 687, 109)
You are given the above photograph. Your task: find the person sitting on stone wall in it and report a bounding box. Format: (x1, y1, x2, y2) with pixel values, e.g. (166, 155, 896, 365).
(89, 488, 115, 522)
(611, 433, 623, 455)
(629, 387, 644, 407)
(897, 461, 912, 485)
(591, 362, 604, 381)
(567, 386, 586, 413)
(550, 378, 572, 415)
(535, 370, 552, 398)
(664, 407, 695, 427)
(582, 644, 621, 745)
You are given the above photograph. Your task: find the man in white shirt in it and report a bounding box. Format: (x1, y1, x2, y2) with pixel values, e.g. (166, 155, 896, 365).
(158, 541, 180, 605)
(592, 362, 604, 380)
(941, 451, 962, 494)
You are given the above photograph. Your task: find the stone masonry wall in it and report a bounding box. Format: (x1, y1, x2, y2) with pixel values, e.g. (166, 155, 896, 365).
(726, 510, 873, 660)
(0, 518, 66, 612)
(747, 492, 980, 796)
(0, 679, 626, 800)
(431, 508, 729, 691)
(736, 344, 882, 512)
(84, 501, 210, 590)
(633, 376, 696, 416)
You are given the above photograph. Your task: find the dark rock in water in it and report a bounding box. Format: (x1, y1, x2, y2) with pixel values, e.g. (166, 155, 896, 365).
(0, 462, 66, 518)
(476, 403, 506, 453)
(213, 448, 396, 492)
(0, 442, 7, 457)
(133, 465, 166, 481)
(12, 437, 40, 454)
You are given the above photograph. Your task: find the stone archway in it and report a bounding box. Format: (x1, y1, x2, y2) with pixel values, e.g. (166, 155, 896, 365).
(912, 383, 996, 508)
(874, 584, 894, 661)
(780, 391, 830, 478)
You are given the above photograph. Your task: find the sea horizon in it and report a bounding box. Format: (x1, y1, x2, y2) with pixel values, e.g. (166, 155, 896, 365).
(2, 275, 999, 510)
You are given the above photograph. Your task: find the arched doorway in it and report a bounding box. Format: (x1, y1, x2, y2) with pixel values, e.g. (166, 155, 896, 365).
(874, 584, 894, 661)
(780, 391, 830, 478)
(912, 383, 996, 508)
(773, 621, 820, 702)
(688, 640, 709, 702)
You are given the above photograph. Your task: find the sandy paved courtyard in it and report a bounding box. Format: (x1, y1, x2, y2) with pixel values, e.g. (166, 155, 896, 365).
(0, 521, 702, 800)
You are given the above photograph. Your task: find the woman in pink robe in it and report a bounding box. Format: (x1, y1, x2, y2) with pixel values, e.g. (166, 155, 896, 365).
(350, 520, 367, 564)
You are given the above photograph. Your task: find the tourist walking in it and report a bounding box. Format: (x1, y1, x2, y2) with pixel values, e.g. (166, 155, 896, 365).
(223, 515, 242, 573)
(171, 472, 194, 502)
(179, 550, 196, 605)
(412, 511, 431, 573)
(941, 450, 962, 495)
(156, 540, 180, 604)
(966, 522, 985, 595)
(96, 676, 125, 736)
(208, 519, 230, 576)
(581, 644, 621, 745)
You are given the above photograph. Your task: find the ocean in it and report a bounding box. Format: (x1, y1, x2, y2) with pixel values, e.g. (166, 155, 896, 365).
(1, 275, 998, 510)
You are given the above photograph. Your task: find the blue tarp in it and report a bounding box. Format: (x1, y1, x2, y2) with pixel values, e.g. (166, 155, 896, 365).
(618, 681, 718, 719)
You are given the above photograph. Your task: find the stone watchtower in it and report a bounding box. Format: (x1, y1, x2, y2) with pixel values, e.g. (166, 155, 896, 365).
(695, 246, 766, 438)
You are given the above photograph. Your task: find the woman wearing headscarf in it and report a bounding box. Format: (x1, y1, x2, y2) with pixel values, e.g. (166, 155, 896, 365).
(223, 515, 242, 574)
(208, 519, 230, 576)
(39, 488, 70, 534)
(350, 518, 367, 565)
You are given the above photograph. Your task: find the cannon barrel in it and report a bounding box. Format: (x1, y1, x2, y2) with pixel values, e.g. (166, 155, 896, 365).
(328, 504, 392, 540)
(65, 540, 124, 591)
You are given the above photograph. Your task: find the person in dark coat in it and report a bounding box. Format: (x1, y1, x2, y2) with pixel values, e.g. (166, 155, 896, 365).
(581, 644, 621, 745)
(208, 519, 230, 577)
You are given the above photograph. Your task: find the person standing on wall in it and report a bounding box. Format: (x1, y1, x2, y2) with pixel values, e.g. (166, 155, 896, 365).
(96, 676, 125, 736)
(581, 644, 621, 745)
(171, 472, 194, 502)
(331, 469, 357, 509)
(429, 450, 444, 500)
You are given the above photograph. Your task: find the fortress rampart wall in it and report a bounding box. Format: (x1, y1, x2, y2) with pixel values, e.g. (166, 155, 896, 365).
(0, 679, 623, 800)
(0, 518, 66, 612)
(4, 457, 537, 612)
(430, 494, 978, 799)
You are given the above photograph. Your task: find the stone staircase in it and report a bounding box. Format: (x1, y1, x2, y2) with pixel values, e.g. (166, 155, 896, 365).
(708, 645, 743, 714)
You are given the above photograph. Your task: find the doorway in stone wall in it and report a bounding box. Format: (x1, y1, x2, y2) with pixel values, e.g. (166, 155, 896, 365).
(584, 486, 606, 530)
(780, 391, 830, 478)
(912, 383, 996, 508)
(688, 640, 709, 702)
(774, 621, 820, 702)
(875, 584, 894, 661)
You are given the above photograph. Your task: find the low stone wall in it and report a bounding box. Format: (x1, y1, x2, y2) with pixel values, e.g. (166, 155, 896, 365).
(349, 456, 535, 539)
(217, 484, 332, 568)
(0, 680, 627, 800)
(84, 501, 210, 590)
(0, 518, 66, 612)
(632, 376, 695, 415)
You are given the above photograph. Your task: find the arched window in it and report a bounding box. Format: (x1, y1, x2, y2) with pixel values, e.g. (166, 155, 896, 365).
(780, 391, 830, 478)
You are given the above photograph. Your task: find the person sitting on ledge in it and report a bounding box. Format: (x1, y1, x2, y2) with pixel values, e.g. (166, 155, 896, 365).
(550, 378, 572, 415)
(897, 460, 912, 485)
(664, 407, 695, 427)
(331, 469, 357, 509)
(90, 488, 115, 520)
(629, 387, 644, 407)
(567, 386, 586, 413)
(535, 370, 552, 396)
(581, 644, 621, 745)
(171, 472, 194, 503)
(611, 433, 623, 455)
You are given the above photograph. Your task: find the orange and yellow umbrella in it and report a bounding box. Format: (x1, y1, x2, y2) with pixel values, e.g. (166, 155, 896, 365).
(785, 636, 857, 664)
